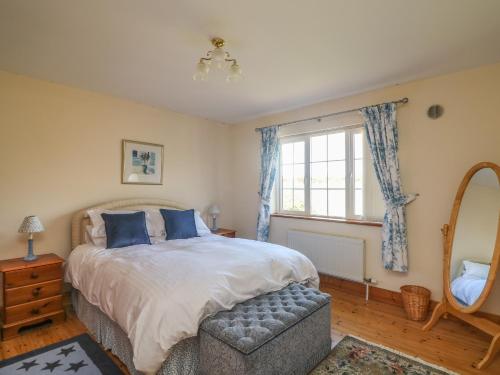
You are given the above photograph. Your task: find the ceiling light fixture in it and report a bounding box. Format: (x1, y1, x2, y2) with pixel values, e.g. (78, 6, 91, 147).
(193, 38, 242, 82)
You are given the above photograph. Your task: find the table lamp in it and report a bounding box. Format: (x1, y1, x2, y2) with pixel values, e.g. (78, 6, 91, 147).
(18, 215, 44, 261)
(209, 205, 220, 232)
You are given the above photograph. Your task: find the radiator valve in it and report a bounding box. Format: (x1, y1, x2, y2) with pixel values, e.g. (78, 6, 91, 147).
(364, 277, 378, 284)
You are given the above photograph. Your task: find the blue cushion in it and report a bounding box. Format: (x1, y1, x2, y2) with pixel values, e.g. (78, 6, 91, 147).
(101, 212, 151, 249)
(160, 209, 199, 240)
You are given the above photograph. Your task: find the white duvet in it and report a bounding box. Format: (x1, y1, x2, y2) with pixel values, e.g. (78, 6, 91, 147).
(451, 275, 486, 306)
(65, 235, 318, 374)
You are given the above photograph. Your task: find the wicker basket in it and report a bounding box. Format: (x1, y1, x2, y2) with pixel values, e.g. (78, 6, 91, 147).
(400, 285, 431, 321)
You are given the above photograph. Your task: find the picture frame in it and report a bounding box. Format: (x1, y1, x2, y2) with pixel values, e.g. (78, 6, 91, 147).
(122, 139, 164, 185)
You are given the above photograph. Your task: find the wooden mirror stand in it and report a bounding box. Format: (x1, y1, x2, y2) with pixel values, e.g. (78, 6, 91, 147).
(423, 224, 500, 369)
(423, 162, 500, 369)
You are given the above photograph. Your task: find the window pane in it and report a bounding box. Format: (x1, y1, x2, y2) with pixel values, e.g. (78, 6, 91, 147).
(354, 159, 363, 189)
(282, 189, 293, 211)
(293, 189, 305, 211)
(294, 163, 304, 188)
(310, 162, 327, 188)
(293, 142, 305, 163)
(354, 132, 363, 159)
(311, 189, 327, 216)
(281, 128, 377, 219)
(328, 190, 346, 217)
(282, 165, 293, 188)
(311, 135, 327, 162)
(328, 161, 345, 188)
(328, 132, 345, 160)
(281, 143, 293, 164)
(355, 189, 364, 216)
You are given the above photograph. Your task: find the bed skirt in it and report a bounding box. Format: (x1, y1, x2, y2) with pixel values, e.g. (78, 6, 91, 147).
(72, 290, 200, 375)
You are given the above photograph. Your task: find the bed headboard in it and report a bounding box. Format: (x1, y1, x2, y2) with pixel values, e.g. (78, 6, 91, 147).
(71, 198, 187, 250)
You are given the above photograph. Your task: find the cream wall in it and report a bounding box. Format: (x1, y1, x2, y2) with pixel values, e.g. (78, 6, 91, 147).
(0, 71, 233, 261)
(231, 63, 500, 313)
(1, 63, 500, 314)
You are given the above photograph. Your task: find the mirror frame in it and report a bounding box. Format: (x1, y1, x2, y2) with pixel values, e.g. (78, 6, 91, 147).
(444, 162, 500, 313)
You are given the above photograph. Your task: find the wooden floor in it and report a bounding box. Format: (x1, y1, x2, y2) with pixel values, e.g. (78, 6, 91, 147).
(1, 287, 499, 374)
(326, 287, 500, 375)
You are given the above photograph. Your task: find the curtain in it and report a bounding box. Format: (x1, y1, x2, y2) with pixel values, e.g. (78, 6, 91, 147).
(360, 103, 416, 272)
(256, 126, 280, 241)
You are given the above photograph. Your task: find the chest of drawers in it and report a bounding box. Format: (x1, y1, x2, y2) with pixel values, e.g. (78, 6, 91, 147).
(215, 228, 236, 238)
(0, 254, 65, 340)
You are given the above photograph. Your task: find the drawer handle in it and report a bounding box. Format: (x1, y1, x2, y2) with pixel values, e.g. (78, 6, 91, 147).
(32, 287, 42, 297)
(31, 308, 40, 315)
(30, 272, 39, 279)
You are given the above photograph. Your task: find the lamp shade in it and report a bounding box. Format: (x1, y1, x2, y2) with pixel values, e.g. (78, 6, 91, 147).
(209, 205, 220, 216)
(18, 216, 45, 233)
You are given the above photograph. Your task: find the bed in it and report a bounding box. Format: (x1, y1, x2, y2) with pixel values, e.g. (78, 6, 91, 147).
(66, 198, 319, 375)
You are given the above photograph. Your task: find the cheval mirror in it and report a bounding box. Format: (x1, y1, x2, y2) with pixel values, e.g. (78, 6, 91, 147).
(423, 162, 500, 369)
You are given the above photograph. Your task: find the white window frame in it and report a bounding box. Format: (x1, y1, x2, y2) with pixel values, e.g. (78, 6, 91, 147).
(276, 125, 377, 221)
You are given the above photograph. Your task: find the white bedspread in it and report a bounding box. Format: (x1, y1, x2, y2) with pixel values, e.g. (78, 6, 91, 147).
(451, 275, 486, 306)
(65, 235, 319, 373)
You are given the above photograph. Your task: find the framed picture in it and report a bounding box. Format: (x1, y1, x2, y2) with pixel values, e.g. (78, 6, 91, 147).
(122, 139, 164, 185)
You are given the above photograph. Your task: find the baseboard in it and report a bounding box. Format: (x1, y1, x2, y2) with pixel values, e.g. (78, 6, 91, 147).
(319, 273, 403, 306)
(319, 273, 500, 324)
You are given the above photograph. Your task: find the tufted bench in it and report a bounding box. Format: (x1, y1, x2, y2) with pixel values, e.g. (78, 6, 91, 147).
(200, 283, 331, 375)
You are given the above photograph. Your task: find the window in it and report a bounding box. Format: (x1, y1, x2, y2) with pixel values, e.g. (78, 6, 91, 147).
(277, 127, 384, 221)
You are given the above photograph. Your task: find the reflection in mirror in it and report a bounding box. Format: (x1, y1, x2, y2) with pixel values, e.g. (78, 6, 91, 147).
(450, 168, 500, 307)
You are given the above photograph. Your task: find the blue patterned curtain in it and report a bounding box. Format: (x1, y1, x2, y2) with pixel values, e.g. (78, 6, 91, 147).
(360, 103, 416, 272)
(257, 126, 280, 241)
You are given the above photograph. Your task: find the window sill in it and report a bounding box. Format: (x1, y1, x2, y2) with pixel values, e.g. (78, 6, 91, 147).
(270, 213, 383, 227)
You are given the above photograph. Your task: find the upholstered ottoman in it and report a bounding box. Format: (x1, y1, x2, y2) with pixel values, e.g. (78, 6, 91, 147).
(199, 283, 331, 375)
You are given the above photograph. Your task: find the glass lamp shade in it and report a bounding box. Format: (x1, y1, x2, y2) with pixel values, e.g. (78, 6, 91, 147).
(226, 62, 242, 82)
(193, 61, 209, 81)
(210, 47, 226, 63)
(209, 47, 227, 69)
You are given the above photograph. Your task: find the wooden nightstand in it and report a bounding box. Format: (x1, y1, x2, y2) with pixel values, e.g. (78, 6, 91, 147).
(214, 228, 236, 238)
(0, 253, 65, 340)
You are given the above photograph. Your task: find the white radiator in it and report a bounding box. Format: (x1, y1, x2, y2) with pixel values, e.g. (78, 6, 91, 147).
(287, 230, 365, 282)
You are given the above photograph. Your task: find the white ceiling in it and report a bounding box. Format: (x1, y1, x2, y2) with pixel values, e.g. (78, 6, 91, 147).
(1, 0, 500, 124)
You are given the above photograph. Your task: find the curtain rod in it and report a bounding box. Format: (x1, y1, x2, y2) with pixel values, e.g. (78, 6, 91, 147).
(254, 97, 409, 132)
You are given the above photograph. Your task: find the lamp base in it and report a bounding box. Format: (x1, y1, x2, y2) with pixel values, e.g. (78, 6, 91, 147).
(24, 254, 38, 262)
(210, 216, 218, 232)
(24, 238, 38, 262)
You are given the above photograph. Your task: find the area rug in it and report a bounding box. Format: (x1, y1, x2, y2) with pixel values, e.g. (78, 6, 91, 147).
(0, 334, 123, 374)
(311, 335, 458, 375)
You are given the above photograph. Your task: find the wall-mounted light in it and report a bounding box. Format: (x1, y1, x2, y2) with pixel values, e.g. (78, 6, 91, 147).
(427, 105, 444, 119)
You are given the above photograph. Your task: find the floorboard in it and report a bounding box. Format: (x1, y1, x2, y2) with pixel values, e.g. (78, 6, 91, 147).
(325, 287, 500, 375)
(0, 287, 498, 374)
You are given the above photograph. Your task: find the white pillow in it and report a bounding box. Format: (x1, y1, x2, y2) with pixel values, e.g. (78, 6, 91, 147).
(85, 225, 166, 248)
(85, 225, 106, 247)
(83, 225, 92, 244)
(145, 209, 166, 237)
(87, 207, 211, 240)
(87, 209, 135, 237)
(462, 260, 490, 279)
(195, 210, 211, 236)
(87, 209, 165, 238)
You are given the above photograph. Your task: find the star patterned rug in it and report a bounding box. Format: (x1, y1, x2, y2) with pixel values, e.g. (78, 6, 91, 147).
(0, 334, 123, 374)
